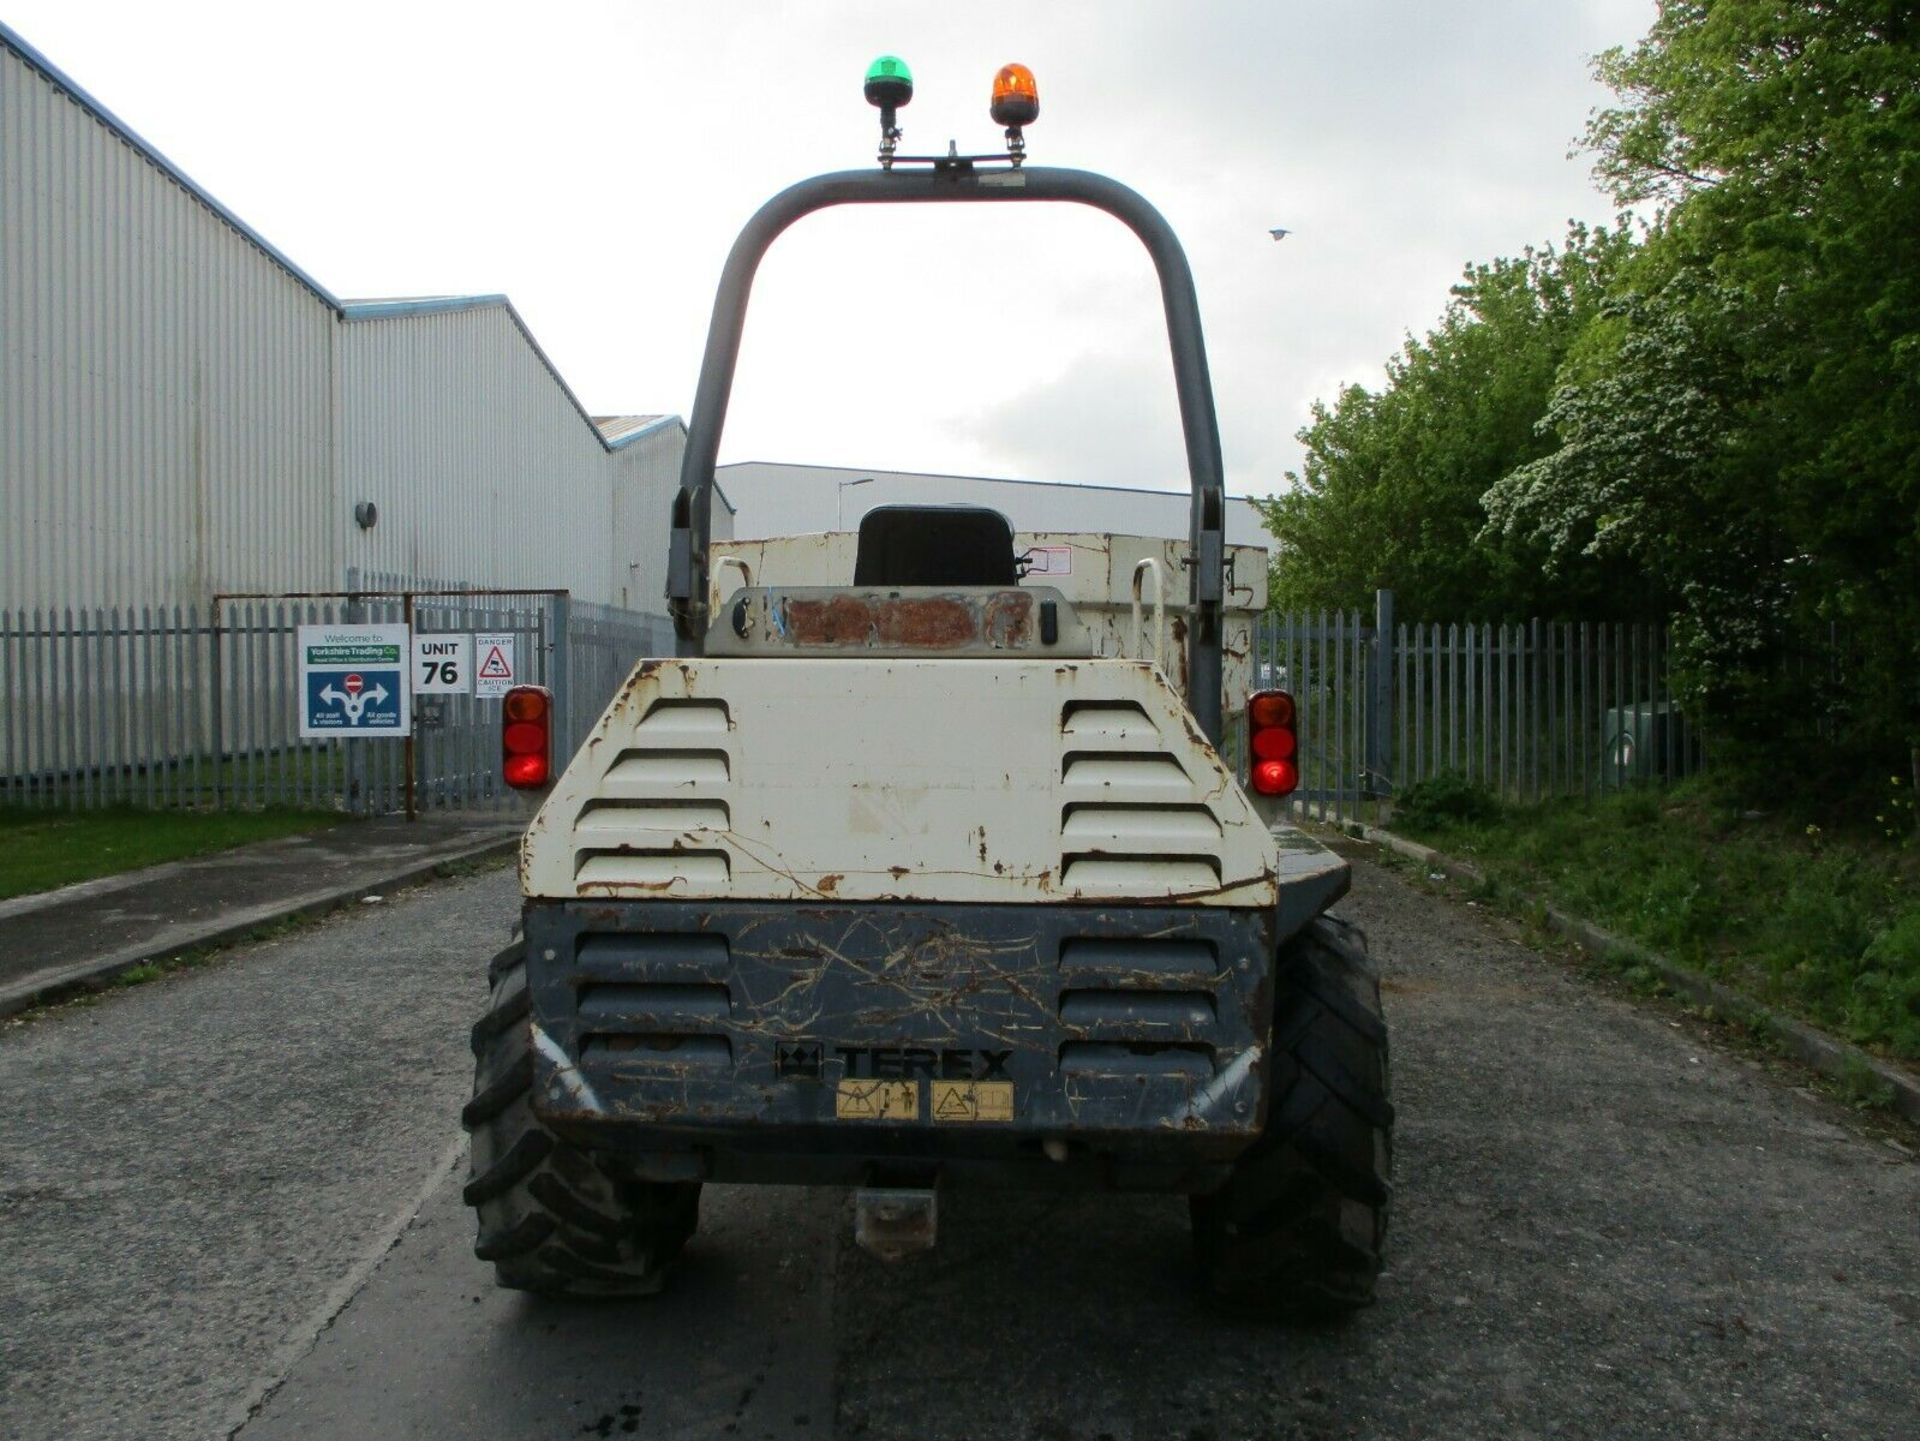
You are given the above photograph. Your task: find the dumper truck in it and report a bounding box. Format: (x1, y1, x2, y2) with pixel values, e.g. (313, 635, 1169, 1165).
(461, 57, 1392, 1315)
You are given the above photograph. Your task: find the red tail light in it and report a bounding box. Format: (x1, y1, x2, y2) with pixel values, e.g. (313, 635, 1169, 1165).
(502, 685, 552, 790)
(1248, 689, 1298, 798)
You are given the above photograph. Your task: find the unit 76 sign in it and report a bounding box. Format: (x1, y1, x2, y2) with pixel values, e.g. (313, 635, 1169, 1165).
(413, 634, 472, 695)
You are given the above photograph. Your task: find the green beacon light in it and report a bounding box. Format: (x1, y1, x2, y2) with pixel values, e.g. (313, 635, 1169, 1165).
(864, 55, 913, 110)
(865, 55, 912, 168)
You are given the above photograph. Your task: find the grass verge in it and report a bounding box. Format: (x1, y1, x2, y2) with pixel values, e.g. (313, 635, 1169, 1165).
(0, 805, 349, 901)
(1387, 773, 1920, 1063)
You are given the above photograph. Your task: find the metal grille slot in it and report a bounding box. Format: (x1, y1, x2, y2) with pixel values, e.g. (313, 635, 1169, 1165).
(1060, 700, 1159, 741)
(635, 698, 731, 734)
(580, 1034, 732, 1066)
(1059, 752, 1189, 788)
(577, 982, 732, 1027)
(1057, 937, 1219, 978)
(575, 799, 731, 836)
(575, 974, 733, 1068)
(1058, 1041, 1214, 1080)
(1059, 853, 1221, 890)
(1059, 989, 1216, 1036)
(574, 849, 731, 887)
(574, 933, 730, 982)
(1059, 802, 1221, 845)
(601, 749, 730, 784)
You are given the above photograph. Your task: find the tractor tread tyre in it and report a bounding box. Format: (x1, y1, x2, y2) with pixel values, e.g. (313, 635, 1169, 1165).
(1192, 913, 1393, 1318)
(462, 944, 700, 1296)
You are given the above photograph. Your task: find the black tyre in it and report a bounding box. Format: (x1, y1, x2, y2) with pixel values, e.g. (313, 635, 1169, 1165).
(1191, 913, 1393, 1315)
(461, 940, 700, 1295)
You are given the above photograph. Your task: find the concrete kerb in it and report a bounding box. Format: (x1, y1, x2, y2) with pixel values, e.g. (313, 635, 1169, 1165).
(0, 832, 521, 1020)
(1352, 822, 1920, 1128)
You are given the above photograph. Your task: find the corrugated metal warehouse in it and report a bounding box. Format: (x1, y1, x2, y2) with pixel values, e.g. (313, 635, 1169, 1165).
(0, 22, 711, 616)
(719, 462, 1272, 550)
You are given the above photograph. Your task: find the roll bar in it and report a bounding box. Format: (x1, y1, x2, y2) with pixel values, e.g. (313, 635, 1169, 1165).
(667, 164, 1229, 744)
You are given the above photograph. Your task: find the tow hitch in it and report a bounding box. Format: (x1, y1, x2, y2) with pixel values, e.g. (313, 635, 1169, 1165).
(854, 1187, 939, 1261)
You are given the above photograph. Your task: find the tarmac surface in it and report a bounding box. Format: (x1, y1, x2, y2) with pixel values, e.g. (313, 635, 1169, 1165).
(1, 840, 1915, 1440)
(0, 814, 519, 1015)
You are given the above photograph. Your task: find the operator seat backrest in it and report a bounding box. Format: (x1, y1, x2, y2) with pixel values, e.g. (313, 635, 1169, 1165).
(853, 505, 1020, 586)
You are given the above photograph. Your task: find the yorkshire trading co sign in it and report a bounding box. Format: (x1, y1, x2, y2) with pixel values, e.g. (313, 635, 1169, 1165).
(297, 623, 412, 738)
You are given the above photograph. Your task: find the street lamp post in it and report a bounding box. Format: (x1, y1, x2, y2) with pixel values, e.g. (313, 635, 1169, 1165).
(837, 476, 875, 531)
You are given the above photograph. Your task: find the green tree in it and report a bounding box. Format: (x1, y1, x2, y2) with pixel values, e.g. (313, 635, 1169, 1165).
(1259, 224, 1649, 621)
(1487, 0, 1920, 766)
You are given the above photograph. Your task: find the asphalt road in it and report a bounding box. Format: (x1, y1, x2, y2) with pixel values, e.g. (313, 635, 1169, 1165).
(2, 858, 1915, 1441)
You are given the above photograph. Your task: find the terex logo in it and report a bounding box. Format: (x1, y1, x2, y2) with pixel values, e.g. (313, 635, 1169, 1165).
(774, 1043, 822, 1079)
(836, 1046, 1012, 1081)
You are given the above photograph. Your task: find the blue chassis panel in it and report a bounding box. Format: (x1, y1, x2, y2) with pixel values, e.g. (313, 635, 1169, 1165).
(525, 900, 1280, 1186)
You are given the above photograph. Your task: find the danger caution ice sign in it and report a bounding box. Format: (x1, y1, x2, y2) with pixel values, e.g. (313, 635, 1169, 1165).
(473, 633, 517, 698)
(297, 624, 410, 738)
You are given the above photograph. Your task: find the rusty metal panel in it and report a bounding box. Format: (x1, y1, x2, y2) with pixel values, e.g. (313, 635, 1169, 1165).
(523, 898, 1279, 1161)
(707, 586, 1101, 658)
(521, 656, 1312, 908)
(784, 590, 1029, 649)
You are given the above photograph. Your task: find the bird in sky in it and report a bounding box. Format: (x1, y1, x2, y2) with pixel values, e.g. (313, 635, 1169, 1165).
(1269, 227, 1292, 240)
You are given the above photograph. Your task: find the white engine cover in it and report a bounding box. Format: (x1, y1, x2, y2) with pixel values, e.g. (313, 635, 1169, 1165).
(521, 657, 1279, 908)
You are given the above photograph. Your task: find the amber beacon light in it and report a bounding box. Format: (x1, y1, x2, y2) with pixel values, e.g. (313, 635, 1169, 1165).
(990, 63, 1039, 127)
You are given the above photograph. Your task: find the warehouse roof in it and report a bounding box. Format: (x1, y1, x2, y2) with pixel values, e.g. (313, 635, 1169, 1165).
(0, 19, 340, 309)
(339, 295, 672, 455)
(594, 415, 680, 449)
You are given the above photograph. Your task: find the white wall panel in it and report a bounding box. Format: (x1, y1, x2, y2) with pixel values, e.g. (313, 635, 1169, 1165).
(610, 419, 694, 613)
(1, 43, 337, 610)
(337, 307, 683, 608)
(3, 31, 685, 618)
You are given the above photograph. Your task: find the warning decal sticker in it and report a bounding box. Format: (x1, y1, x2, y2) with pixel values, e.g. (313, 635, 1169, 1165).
(473, 631, 517, 699)
(834, 1080, 919, 1121)
(929, 1080, 1015, 1123)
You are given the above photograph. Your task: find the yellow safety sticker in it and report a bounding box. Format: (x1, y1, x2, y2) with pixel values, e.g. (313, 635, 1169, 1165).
(835, 1079, 919, 1121)
(929, 1080, 1015, 1123)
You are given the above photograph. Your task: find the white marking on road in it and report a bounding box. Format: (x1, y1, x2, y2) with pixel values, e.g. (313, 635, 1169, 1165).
(532, 1021, 605, 1114)
(221, 1131, 470, 1439)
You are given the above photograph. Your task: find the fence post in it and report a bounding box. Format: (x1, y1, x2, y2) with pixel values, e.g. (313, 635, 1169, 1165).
(550, 590, 574, 757)
(1367, 589, 1394, 799)
(343, 568, 365, 815)
(1530, 616, 1545, 803)
(402, 592, 417, 822)
(209, 601, 225, 811)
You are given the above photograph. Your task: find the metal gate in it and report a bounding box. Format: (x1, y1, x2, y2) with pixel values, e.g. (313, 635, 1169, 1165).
(1, 587, 671, 816)
(1253, 591, 1699, 826)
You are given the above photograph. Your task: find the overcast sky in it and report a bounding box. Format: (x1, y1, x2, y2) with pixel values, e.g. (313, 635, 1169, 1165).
(7, 0, 1653, 499)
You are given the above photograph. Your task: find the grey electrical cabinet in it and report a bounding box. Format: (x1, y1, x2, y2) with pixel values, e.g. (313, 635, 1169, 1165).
(1601, 701, 1690, 784)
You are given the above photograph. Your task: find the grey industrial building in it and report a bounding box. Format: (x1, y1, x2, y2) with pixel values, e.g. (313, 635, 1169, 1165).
(1, 22, 715, 618)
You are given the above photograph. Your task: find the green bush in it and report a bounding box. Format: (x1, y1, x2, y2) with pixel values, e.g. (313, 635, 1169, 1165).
(1386, 772, 1920, 1059)
(1854, 910, 1920, 1057)
(1392, 772, 1503, 830)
